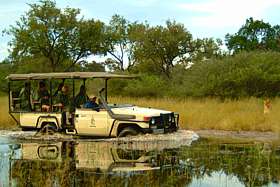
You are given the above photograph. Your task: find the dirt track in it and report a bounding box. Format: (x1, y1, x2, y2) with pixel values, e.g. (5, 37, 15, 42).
(196, 130, 280, 143)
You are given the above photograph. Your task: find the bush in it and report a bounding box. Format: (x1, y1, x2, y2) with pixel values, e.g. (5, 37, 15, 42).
(107, 74, 168, 97)
(182, 51, 280, 98)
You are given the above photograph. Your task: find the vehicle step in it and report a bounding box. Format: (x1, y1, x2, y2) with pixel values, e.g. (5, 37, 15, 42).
(66, 129, 76, 135)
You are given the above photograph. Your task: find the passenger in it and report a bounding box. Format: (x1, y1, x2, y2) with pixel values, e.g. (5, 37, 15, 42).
(53, 82, 64, 97)
(37, 81, 50, 112)
(19, 82, 32, 111)
(84, 95, 99, 111)
(56, 85, 70, 111)
(74, 85, 89, 108)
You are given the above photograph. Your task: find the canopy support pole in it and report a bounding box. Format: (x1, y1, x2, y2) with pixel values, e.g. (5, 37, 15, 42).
(105, 78, 108, 102)
(8, 81, 11, 113)
(50, 79, 53, 112)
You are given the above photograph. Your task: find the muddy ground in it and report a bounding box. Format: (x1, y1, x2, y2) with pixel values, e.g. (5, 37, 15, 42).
(196, 129, 280, 143)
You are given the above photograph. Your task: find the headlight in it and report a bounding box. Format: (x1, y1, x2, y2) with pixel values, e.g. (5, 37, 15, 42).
(151, 118, 156, 125)
(168, 115, 172, 122)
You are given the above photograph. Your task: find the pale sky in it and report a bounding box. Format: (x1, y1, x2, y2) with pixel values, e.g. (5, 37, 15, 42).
(1, 0, 280, 61)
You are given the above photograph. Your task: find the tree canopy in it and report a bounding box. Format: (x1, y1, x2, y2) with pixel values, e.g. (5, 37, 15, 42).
(3, 0, 280, 99)
(225, 17, 280, 53)
(4, 0, 105, 72)
(131, 20, 194, 78)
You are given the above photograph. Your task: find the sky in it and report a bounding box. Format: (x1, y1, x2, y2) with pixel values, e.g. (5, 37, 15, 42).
(1, 0, 280, 61)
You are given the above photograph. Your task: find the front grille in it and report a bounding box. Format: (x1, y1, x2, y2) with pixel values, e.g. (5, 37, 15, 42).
(149, 113, 179, 130)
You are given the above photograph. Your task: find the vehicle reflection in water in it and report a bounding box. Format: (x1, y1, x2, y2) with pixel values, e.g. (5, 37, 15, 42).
(7, 138, 280, 187)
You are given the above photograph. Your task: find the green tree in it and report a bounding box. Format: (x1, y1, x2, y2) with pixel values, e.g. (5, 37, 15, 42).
(104, 15, 129, 71)
(4, 0, 105, 72)
(183, 51, 280, 98)
(102, 58, 120, 72)
(192, 38, 224, 62)
(225, 17, 280, 53)
(132, 20, 194, 78)
(0, 59, 13, 92)
(82, 61, 105, 72)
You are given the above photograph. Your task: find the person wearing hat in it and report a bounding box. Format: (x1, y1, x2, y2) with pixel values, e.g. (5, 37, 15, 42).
(84, 95, 99, 111)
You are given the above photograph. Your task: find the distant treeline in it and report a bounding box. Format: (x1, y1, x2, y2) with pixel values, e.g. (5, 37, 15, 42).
(108, 51, 280, 99)
(1, 0, 280, 99)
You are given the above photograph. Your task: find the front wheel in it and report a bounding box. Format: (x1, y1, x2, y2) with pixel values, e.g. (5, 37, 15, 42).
(118, 127, 142, 137)
(41, 124, 58, 135)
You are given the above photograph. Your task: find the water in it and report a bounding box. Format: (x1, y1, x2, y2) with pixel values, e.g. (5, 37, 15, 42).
(0, 130, 279, 187)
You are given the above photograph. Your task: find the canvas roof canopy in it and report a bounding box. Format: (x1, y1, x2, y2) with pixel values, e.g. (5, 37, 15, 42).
(6, 72, 136, 81)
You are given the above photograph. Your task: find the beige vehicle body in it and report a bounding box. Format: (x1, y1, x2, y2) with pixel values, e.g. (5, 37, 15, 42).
(13, 141, 162, 172)
(19, 105, 178, 137)
(7, 72, 179, 137)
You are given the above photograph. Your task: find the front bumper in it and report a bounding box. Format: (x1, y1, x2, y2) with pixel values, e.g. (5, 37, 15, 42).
(144, 113, 179, 134)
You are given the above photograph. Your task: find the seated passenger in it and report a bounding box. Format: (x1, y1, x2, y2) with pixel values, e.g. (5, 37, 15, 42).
(84, 95, 99, 111)
(37, 81, 50, 112)
(74, 85, 89, 108)
(19, 82, 32, 111)
(53, 82, 64, 97)
(56, 85, 70, 111)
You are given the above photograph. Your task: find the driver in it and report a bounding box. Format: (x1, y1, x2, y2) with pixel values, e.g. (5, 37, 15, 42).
(84, 95, 99, 111)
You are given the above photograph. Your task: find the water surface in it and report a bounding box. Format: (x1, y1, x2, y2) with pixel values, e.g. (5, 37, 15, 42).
(0, 130, 279, 187)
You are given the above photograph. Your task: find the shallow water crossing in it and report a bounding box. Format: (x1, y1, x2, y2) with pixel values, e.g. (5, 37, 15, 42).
(0, 130, 279, 187)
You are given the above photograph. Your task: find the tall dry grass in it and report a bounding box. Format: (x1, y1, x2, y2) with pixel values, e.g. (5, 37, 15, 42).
(0, 95, 279, 133)
(109, 97, 280, 133)
(0, 96, 18, 129)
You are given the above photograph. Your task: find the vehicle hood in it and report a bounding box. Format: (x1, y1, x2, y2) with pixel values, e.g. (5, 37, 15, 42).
(111, 106, 171, 120)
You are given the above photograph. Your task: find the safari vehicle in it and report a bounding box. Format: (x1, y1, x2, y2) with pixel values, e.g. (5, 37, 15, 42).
(12, 141, 161, 172)
(10, 140, 183, 186)
(11, 140, 182, 174)
(6, 72, 179, 137)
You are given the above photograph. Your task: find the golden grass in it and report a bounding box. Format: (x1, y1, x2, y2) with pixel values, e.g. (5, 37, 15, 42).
(0, 95, 279, 133)
(0, 96, 18, 129)
(109, 97, 280, 133)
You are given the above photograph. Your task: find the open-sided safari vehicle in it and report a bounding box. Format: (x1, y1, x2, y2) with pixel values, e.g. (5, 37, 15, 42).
(6, 72, 179, 137)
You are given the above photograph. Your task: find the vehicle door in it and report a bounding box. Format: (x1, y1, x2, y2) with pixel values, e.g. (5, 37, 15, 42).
(75, 109, 109, 136)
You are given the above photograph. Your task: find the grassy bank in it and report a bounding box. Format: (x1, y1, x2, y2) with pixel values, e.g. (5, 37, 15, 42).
(0, 96, 18, 129)
(110, 97, 280, 133)
(0, 96, 279, 133)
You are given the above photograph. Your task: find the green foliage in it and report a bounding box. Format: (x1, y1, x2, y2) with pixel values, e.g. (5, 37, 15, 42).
(124, 75, 167, 97)
(183, 51, 280, 98)
(131, 20, 193, 78)
(192, 38, 225, 62)
(108, 74, 167, 97)
(4, 0, 105, 72)
(109, 51, 280, 99)
(82, 61, 105, 72)
(105, 15, 129, 71)
(225, 17, 280, 53)
(3, 6, 280, 100)
(0, 60, 13, 92)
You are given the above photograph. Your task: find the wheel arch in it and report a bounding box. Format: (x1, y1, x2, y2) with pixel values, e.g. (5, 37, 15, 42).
(117, 123, 143, 137)
(37, 116, 59, 130)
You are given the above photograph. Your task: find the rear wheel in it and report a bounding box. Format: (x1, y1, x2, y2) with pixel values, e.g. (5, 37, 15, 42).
(118, 127, 142, 137)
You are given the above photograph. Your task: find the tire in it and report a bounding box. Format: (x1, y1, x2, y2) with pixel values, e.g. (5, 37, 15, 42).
(41, 123, 58, 135)
(118, 127, 142, 137)
(21, 127, 32, 131)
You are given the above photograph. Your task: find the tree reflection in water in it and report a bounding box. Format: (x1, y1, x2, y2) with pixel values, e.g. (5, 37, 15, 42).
(9, 139, 280, 187)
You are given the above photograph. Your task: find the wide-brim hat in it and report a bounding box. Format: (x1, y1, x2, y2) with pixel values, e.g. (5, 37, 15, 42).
(89, 95, 97, 99)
